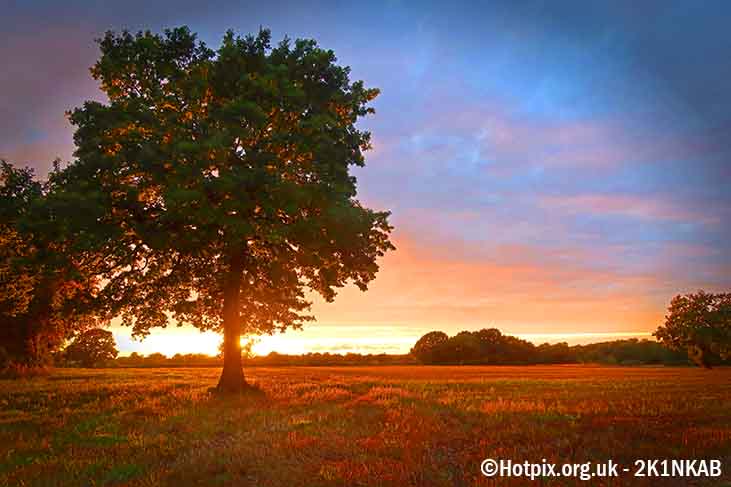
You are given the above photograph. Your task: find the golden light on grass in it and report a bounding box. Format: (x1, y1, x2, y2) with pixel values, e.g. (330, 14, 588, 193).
(2, 366, 730, 486)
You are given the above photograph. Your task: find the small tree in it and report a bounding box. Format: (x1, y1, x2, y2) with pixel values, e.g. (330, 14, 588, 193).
(411, 331, 449, 364)
(64, 328, 118, 367)
(65, 27, 394, 392)
(654, 291, 731, 368)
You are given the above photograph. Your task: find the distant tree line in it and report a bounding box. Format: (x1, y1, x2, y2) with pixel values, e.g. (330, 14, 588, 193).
(110, 351, 416, 368)
(92, 334, 702, 368)
(29, 290, 731, 370)
(76, 334, 717, 369)
(115, 352, 218, 367)
(409, 292, 731, 368)
(410, 328, 717, 366)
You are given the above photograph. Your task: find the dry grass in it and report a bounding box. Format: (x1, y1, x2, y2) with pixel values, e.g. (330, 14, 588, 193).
(1, 365, 729, 486)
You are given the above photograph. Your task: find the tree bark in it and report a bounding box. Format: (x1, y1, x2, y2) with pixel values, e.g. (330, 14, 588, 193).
(216, 249, 248, 393)
(11, 273, 61, 366)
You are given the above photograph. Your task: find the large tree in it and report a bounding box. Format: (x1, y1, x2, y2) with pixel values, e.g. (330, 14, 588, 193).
(654, 291, 731, 368)
(66, 27, 394, 392)
(0, 161, 103, 366)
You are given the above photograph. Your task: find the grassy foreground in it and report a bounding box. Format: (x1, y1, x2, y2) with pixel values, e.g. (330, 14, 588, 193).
(1, 366, 729, 486)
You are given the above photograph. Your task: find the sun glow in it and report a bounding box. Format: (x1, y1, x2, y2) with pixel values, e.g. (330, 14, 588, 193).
(112, 322, 654, 358)
(249, 335, 308, 356)
(112, 326, 222, 357)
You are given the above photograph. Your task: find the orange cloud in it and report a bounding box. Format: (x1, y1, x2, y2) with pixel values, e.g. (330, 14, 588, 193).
(308, 232, 669, 336)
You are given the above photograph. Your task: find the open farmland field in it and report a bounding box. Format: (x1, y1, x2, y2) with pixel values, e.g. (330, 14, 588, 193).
(1, 366, 730, 486)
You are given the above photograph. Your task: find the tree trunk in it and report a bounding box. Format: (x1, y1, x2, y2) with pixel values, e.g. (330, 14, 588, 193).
(12, 273, 60, 367)
(216, 250, 248, 393)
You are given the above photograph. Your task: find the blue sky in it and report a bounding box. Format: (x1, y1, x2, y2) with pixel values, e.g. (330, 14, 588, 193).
(1, 1, 729, 354)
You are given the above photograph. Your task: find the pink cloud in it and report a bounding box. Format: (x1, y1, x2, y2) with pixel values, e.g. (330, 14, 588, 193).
(538, 194, 720, 225)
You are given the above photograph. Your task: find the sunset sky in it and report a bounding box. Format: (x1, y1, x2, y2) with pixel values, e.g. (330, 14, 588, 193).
(2, 1, 729, 355)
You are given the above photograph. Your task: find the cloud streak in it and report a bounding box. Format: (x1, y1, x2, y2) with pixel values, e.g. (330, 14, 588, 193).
(539, 194, 721, 226)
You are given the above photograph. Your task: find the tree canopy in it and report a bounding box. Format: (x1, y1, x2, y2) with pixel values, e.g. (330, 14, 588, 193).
(64, 26, 394, 391)
(0, 161, 102, 366)
(411, 328, 536, 365)
(411, 328, 693, 366)
(654, 291, 731, 368)
(410, 331, 449, 364)
(63, 328, 119, 367)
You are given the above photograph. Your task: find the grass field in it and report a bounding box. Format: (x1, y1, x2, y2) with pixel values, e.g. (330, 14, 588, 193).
(1, 365, 730, 486)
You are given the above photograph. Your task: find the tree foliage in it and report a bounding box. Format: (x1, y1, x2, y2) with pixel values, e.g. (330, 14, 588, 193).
(63, 328, 118, 367)
(0, 161, 102, 366)
(411, 329, 694, 366)
(410, 331, 448, 363)
(411, 328, 536, 365)
(64, 26, 394, 391)
(654, 291, 731, 368)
